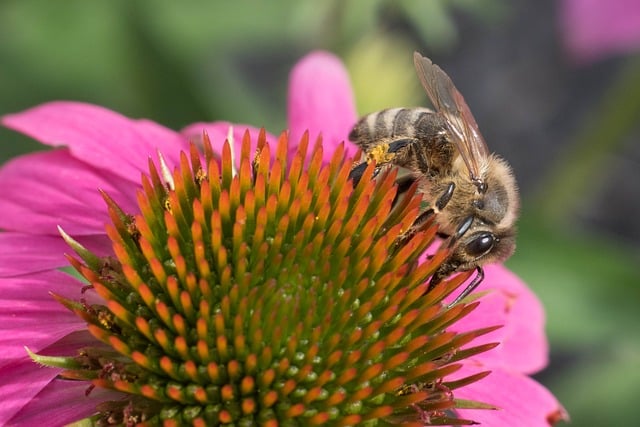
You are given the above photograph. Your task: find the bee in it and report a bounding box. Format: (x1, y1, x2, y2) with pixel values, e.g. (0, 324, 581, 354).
(349, 52, 519, 305)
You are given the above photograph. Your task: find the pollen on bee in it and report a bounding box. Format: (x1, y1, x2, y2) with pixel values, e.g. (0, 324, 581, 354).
(367, 143, 395, 163)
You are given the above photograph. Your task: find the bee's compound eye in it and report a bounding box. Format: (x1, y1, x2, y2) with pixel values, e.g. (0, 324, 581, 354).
(465, 232, 495, 257)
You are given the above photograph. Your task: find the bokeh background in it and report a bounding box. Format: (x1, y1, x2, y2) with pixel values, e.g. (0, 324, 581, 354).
(1, 1, 638, 425)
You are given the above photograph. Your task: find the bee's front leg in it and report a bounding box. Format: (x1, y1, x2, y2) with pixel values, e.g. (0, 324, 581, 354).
(448, 266, 484, 307)
(418, 181, 456, 226)
(435, 182, 455, 211)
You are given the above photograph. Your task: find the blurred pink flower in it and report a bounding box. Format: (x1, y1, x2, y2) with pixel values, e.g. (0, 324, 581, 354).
(561, 0, 640, 63)
(0, 51, 565, 425)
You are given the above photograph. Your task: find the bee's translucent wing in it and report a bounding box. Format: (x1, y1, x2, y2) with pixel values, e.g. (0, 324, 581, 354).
(413, 52, 489, 183)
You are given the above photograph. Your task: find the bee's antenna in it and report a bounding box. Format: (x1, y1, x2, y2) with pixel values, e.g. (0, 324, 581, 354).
(472, 177, 487, 194)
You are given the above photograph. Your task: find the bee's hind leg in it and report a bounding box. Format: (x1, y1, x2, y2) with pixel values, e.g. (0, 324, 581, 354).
(349, 137, 417, 186)
(448, 266, 484, 307)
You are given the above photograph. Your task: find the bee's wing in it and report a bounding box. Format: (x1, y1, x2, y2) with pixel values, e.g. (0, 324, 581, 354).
(413, 52, 489, 182)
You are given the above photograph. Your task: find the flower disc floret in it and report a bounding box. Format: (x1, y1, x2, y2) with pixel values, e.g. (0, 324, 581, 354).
(52, 130, 495, 426)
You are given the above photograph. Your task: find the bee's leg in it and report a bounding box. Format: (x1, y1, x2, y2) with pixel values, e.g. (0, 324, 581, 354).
(447, 266, 484, 307)
(435, 182, 455, 211)
(387, 138, 415, 154)
(446, 214, 474, 248)
(392, 207, 434, 249)
(349, 162, 388, 186)
(350, 138, 418, 186)
(393, 180, 454, 248)
(426, 214, 474, 293)
(391, 175, 417, 208)
(348, 162, 370, 186)
(419, 181, 456, 224)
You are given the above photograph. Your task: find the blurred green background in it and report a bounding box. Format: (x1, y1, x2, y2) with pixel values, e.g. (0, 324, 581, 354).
(1, 1, 638, 425)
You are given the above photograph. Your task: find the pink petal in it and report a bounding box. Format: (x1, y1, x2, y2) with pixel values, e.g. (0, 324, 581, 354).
(0, 331, 97, 426)
(0, 234, 73, 276)
(0, 358, 64, 426)
(2, 101, 189, 183)
(488, 265, 549, 374)
(561, 0, 640, 63)
(181, 121, 277, 165)
(6, 381, 122, 427)
(0, 149, 138, 235)
(0, 233, 112, 277)
(451, 264, 549, 374)
(453, 362, 568, 426)
(0, 271, 86, 368)
(287, 51, 358, 163)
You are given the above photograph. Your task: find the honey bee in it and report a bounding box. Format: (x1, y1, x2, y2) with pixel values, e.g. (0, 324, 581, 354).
(349, 52, 519, 305)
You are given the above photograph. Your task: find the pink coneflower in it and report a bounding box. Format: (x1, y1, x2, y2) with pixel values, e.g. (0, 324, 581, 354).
(561, 0, 640, 63)
(0, 51, 566, 425)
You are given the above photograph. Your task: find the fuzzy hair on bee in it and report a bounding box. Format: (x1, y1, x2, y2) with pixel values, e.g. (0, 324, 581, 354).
(349, 52, 520, 305)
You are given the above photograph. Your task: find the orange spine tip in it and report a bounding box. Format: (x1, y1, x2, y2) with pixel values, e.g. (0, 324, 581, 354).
(336, 415, 362, 427)
(221, 384, 234, 401)
(184, 360, 198, 381)
(134, 316, 153, 340)
(153, 327, 170, 351)
(275, 131, 289, 164)
(196, 339, 209, 362)
(166, 385, 184, 402)
(241, 398, 257, 414)
(384, 352, 410, 371)
(179, 290, 194, 319)
(349, 385, 374, 403)
(106, 300, 131, 325)
(174, 336, 189, 360)
(227, 359, 241, 380)
(327, 389, 346, 406)
(308, 412, 330, 425)
(336, 368, 357, 386)
(159, 356, 177, 378)
(262, 390, 278, 407)
(137, 282, 155, 307)
(260, 368, 275, 388)
(108, 335, 131, 356)
(285, 403, 305, 418)
(245, 353, 258, 374)
(207, 362, 221, 383)
(195, 317, 208, 340)
(140, 384, 161, 400)
(240, 376, 255, 395)
(131, 350, 149, 367)
(216, 336, 229, 361)
(373, 377, 405, 395)
(280, 379, 297, 398)
(234, 334, 247, 358)
(361, 339, 384, 361)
